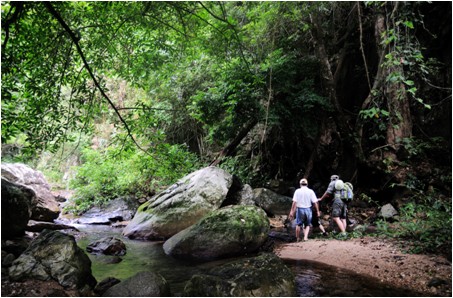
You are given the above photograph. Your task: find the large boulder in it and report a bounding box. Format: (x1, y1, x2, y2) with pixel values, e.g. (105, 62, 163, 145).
(1, 163, 60, 221)
(102, 271, 170, 297)
(9, 230, 96, 290)
(1, 178, 34, 239)
(183, 253, 296, 296)
(123, 166, 233, 240)
(163, 205, 269, 261)
(253, 188, 292, 216)
(76, 197, 139, 225)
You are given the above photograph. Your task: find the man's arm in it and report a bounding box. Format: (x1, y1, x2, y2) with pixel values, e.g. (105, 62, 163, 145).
(312, 191, 320, 215)
(313, 201, 320, 213)
(318, 192, 330, 201)
(289, 201, 297, 220)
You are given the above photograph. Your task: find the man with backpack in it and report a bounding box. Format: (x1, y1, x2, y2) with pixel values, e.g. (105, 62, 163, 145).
(318, 174, 348, 237)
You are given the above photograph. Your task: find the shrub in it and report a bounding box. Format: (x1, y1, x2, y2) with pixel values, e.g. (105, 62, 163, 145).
(65, 144, 200, 214)
(376, 189, 452, 257)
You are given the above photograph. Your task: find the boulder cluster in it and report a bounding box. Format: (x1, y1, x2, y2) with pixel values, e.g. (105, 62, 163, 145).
(2, 164, 296, 296)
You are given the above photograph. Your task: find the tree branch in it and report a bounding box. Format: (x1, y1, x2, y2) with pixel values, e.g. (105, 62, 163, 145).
(117, 107, 181, 112)
(1, 2, 24, 53)
(209, 119, 258, 166)
(43, 2, 146, 152)
(357, 2, 372, 91)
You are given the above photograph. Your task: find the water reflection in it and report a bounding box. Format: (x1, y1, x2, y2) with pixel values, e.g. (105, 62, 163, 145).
(74, 225, 424, 297)
(74, 225, 202, 295)
(284, 259, 424, 297)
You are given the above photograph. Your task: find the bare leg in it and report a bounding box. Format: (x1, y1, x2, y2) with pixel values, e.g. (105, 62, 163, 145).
(333, 217, 346, 233)
(303, 225, 310, 241)
(341, 218, 347, 231)
(295, 225, 301, 241)
(319, 224, 327, 234)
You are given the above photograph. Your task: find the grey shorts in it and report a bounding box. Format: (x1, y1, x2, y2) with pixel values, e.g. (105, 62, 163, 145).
(332, 199, 347, 219)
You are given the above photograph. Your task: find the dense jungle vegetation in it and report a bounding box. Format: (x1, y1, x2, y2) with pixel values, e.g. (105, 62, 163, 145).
(2, 2, 451, 256)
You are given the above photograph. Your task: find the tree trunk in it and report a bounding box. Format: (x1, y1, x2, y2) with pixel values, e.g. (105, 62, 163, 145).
(304, 119, 325, 178)
(309, 14, 345, 127)
(309, 12, 359, 177)
(356, 7, 413, 162)
(209, 119, 258, 166)
(355, 13, 387, 160)
(384, 65, 413, 157)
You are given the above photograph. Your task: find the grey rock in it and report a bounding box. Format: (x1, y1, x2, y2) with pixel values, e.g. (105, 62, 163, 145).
(102, 271, 170, 297)
(184, 253, 296, 297)
(94, 277, 121, 295)
(2, 163, 60, 221)
(123, 166, 233, 240)
(26, 220, 79, 232)
(163, 205, 269, 261)
(1, 178, 34, 238)
(9, 230, 96, 290)
(77, 197, 139, 225)
(237, 184, 256, 206)
(2, 253, 16, 267)
(378, 203, 399, 219)
(253, 188, 293, 216)
(86, 237, 126, 256)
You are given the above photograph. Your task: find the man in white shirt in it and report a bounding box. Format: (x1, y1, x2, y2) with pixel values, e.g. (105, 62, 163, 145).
(288, 178, 320, 241)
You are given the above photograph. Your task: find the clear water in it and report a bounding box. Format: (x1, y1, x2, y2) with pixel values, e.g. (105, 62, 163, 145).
(285, 259, 424, 297)
(74, 225, 423, 297)
(74, 225, 242, 296)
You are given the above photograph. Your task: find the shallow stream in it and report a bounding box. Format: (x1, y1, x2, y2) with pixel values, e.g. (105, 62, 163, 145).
(75, 225, 423, 296)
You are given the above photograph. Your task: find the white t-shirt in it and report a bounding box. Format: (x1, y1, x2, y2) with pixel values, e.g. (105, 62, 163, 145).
(292, 186, 318, 208)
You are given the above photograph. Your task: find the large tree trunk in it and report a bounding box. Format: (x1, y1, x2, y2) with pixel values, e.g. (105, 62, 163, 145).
(309, 11, 359, 179)
(384, 65, 413, 158)
(304, 118, 325, 178)
(355, 14, 387, 161)
(356, 5, 413, 162)
(309, 14, 346, 131)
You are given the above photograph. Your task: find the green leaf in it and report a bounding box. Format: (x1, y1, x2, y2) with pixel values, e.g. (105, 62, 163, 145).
(404, 80, 415, 86)
(403, 20, 414, 29)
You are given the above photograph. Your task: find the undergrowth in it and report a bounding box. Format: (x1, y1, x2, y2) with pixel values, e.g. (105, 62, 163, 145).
(65, 144, 200, 214)
(376, 189, 452, 257)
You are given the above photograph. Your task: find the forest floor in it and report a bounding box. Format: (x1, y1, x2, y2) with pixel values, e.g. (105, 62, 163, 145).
(275, 236, 452, 296)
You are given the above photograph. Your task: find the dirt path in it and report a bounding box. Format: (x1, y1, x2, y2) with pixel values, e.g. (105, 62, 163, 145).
(275, 236, 451, 296)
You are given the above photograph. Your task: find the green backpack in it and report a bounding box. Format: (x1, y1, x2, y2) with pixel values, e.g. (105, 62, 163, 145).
(334, 180, 354, 201)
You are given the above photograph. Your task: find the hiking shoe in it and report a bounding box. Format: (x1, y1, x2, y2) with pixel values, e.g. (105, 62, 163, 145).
(322, 232, 329, 236)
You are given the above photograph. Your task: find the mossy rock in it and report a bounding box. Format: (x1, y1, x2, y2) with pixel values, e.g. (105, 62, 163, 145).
(183, 253, 296, 296)
(163, 205, 269, 261)
(123, 167, 233, 240)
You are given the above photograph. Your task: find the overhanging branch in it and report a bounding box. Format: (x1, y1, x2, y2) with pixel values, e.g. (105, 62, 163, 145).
(44, 2, 146, 152)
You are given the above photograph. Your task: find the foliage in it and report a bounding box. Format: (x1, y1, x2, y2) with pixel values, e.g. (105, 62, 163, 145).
(65, 143, 200, 214)
(400, 136, 448, 160)
(2, 1, 450, 228)
(376, 190, 452, 256)
(220, 155, 267, 185)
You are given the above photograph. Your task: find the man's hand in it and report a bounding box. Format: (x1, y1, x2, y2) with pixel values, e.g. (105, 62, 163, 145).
(288, 213, 294, 220)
